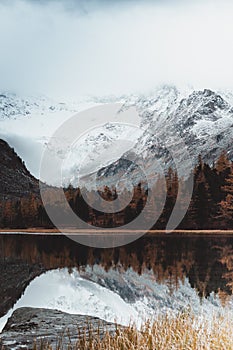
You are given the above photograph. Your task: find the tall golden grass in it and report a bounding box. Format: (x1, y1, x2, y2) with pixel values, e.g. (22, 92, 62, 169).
(32, 310, 233, 350)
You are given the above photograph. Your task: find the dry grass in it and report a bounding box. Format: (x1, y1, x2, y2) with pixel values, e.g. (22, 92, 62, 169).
(33, 310, 233, 350)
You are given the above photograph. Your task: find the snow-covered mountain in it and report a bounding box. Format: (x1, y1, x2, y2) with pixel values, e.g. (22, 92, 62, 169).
(0, 93, 111, 180)
(0, 92, 131, 183)
(95, 87, 233, 187)
(0, 93, 80, 120)
(0, 86, 233, 186)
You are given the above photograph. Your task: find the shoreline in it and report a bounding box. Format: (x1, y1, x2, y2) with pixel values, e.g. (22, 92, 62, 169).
(1, 229, 233, 236)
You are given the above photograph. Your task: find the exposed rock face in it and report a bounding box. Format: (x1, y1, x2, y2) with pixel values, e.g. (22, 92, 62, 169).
(0, 307, 118, 349)
(0, 139, 39, 199)
(82, 87, 233, 187)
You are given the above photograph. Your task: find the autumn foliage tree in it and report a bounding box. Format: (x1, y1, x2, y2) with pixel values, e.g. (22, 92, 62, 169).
(0, 153, 233, 230)
(219, 166, 233, 226)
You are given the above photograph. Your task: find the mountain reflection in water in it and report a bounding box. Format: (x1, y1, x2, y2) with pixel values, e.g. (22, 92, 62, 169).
(0, 233, 233, 322)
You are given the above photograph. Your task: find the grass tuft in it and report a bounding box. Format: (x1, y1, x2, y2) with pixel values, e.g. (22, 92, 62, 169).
(11, 310, 233, 350)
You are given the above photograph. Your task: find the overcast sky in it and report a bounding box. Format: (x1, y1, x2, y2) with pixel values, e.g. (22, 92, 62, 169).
(0, 0, 233, 99)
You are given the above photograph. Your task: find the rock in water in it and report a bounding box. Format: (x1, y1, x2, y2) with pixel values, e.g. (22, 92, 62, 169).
(0, 307, 119, 349)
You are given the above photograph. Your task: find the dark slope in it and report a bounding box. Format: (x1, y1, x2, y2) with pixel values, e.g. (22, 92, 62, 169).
(0, 139, 39, 199)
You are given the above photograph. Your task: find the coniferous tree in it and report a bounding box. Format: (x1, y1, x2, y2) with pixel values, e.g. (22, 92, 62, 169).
(219, 166, 233, 227)
(74, 188, 90, 223)
(186, 156, 213, 229)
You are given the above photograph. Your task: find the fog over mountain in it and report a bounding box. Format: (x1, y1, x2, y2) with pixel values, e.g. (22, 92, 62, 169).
(0, 0, 233, 184)
(0, 0, 233, 99)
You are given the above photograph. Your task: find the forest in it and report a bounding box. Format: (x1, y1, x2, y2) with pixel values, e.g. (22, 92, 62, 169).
(0, 151, 233, 230)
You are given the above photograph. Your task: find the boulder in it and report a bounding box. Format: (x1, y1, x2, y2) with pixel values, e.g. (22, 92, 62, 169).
(0, 307, 118, 349)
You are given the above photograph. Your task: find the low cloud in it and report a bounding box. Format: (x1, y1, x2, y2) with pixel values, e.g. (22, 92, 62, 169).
(0, 0, 233, 98)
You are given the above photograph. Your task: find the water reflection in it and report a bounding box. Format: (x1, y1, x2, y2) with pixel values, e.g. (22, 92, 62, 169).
(0, 233, 233, 321)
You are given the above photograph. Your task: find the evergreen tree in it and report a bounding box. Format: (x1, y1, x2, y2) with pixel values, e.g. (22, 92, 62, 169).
(186, 158, 213, 229)
(219, 167, 233, 227)
(74, 189, 90, 223)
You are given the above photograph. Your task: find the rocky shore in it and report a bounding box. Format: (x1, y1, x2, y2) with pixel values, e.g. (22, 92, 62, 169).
(0, 307, 118, 349)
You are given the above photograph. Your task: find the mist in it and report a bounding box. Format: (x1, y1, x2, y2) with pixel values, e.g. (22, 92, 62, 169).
(0, 0, 233, 99)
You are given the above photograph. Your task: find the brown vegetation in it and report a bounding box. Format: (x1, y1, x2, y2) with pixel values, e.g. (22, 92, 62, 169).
(1, 152, 233, 230)
(31, 310, 233, 350)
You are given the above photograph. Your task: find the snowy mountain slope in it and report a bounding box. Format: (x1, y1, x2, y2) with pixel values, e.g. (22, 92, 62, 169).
(0, 92, 139, 183)
(0, 93, 79, 178)
(0, 93, 79, 120)
(0, 266, 232, 333)
(62, 124, 142, 187)
(142, 88, 233, 160)
(0, 86, 233, 186)
(94, 88, 233, 187)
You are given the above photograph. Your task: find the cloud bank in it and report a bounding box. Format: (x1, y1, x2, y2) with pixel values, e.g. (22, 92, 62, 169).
(0, 0, 233, 98)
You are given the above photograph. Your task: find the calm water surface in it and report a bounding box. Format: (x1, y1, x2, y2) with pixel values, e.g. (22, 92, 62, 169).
(0, 233, 233, 329)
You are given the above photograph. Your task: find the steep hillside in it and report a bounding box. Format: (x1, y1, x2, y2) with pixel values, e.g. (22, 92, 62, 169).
(0, 139, 39, 199)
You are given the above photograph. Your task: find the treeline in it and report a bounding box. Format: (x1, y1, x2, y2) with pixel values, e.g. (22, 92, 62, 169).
(0, 151, 233, 229)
